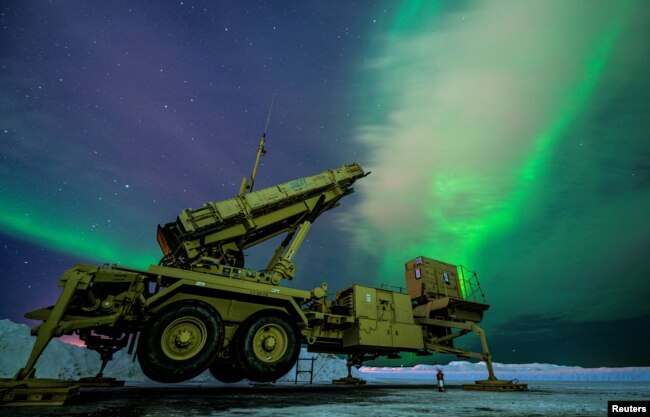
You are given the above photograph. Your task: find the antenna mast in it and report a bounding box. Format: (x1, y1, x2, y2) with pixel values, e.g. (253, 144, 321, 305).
(239, 94, 276, 195)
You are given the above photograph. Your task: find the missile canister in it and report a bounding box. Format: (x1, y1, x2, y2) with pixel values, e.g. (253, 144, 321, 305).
(157, 162, 367, 267)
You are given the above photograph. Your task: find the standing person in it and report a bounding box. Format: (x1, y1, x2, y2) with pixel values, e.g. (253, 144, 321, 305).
(436, 367, 446, 392)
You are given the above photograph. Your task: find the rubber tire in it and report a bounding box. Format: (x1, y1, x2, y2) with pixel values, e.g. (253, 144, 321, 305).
(209, 358, 246, 383)
(138, 303, 224, 383)
(234, 312, 300, 383)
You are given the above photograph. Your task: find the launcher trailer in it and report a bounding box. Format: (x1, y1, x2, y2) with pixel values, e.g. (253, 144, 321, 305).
(1, 138, 524, 406)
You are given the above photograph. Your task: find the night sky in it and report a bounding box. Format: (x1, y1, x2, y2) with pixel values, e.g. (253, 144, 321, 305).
(1, 1, 649, 368)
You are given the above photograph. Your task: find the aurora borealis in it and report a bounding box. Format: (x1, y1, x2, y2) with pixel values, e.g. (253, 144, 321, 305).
(346, 1, 650, 365)
(1, 1, 649, 367)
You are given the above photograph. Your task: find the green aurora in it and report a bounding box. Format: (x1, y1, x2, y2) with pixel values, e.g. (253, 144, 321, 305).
(350, 0, 649, 353)
(380, 2, 625, 269)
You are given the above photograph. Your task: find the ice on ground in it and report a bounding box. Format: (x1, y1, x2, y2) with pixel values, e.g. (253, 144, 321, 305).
(1, 319, 649, 383)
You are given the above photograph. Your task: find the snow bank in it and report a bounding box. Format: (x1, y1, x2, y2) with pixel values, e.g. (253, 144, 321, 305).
(0, 319, 100, 380)
(359, 361, 650, 382)
(0, 319, 357, 383)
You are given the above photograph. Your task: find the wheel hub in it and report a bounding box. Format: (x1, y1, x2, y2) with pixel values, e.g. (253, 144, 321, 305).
(253, 324, 287, 362)
(262, 335, 277, 351)
(161, 316, 208, 361)
(176, 329, 192, 347)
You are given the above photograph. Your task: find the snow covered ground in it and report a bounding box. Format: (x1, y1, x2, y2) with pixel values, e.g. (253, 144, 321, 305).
(3, 380, 650, 416)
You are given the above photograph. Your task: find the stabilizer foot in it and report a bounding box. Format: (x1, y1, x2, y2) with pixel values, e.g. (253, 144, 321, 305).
(0, 379, 79, 406)
(332, 376, 366, 385)
(77, 376, 125, 388)
(333, 357, 367, 385)
(462, 379, 528, 391)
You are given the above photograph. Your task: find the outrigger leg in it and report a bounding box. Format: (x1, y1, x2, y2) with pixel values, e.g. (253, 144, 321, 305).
(461, 325, 528, 391)
(332, 353, 367, 385)
(1, 272, 84, 406)
(419, 318, 528, 391)
(77, 338, 126, 388)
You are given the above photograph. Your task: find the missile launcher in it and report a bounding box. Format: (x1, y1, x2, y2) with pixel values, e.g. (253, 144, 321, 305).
(1, 125, 525, 406)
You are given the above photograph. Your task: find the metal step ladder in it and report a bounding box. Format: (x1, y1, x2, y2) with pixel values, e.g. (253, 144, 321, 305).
(294, 357, 316, 384)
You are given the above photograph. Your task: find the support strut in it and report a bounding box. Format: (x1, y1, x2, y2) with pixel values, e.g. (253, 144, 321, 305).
(418, 318, 528, 391)
(332, 354, 367, 385)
